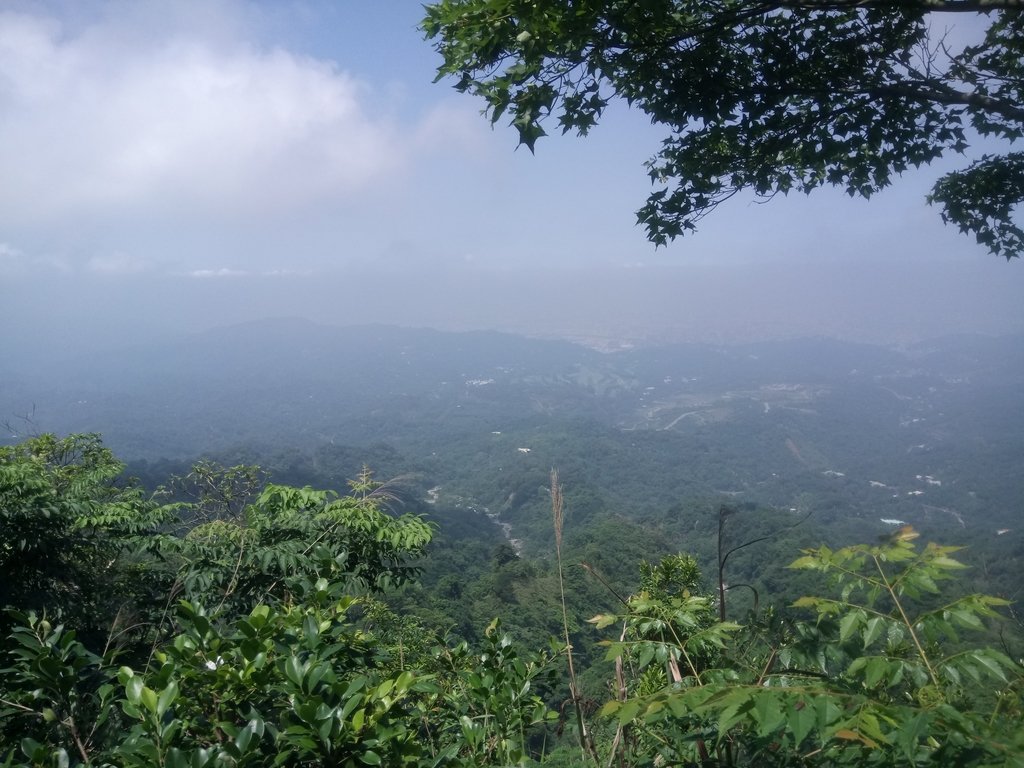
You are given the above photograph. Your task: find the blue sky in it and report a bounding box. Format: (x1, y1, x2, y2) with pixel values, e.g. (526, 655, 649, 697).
(1, 0, 1022, 350)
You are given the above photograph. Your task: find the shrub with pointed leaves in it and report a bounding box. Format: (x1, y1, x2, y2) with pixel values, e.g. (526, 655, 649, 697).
(598, 531, 1023, 766)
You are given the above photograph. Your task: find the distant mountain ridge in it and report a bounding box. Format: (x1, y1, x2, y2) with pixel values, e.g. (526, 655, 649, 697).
(5, 320, 1022, 456)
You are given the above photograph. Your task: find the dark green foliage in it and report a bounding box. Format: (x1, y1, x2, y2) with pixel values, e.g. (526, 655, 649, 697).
(424, 0, 1024, 258)
(930, 150, 1024, 257)
(598, 534, 1024, 766)
(2, 434, 1022, 766)
(1, 587, 553, 767)
(165, 475, 435, 615)
(0, 434, 172, 643)
(432, 621, 560, 766)
(0, 435, 560, 766)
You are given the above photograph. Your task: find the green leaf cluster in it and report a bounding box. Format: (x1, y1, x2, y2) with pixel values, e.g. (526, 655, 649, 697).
(0, 435, 559, 767)
(596, 536, 1024, 766)
(424, 0, 1024, 258)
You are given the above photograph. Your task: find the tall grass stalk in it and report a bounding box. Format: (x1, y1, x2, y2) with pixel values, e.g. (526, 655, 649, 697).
(551, 469, 600, 767)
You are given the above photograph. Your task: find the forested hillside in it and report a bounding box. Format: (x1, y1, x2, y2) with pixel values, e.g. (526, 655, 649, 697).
(2, 432, 1022, 766)
(6, 321, 1022, 537)
(3, 323, 1023, 666)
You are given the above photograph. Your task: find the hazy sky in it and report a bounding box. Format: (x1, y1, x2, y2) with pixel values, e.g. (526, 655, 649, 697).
(2, 0, 1022, 355)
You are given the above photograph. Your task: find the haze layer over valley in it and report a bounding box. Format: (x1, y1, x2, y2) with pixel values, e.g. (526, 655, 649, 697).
(4, 256, 1023, 367)
(6, 321, 1021, 554)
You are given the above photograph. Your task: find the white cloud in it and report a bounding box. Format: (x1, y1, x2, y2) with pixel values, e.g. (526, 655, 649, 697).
(0, 240, 74, 275)
(86, 251, 153, 274)
(186, 267, 249, 278)
(411, 100, 493, 157)
(184, 266, 308, 278)
(0, 243, 27, 277)
(261, 268, 311, 277)
(0, 6, 402, 232)
(0, 242, 24, 264)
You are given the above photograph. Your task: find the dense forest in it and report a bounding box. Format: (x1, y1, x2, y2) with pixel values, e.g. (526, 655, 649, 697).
(3, 325, 1023, 765)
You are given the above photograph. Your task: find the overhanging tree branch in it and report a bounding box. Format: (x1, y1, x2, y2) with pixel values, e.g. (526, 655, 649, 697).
(774, 0, 1024, 10)
(425, 0, 1024, 258)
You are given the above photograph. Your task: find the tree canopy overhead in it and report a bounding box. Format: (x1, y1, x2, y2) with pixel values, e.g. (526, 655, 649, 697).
(423, 0, 1024, 259)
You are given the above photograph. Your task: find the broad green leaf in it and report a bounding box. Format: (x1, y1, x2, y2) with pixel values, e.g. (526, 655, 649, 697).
(125, 675, 143, 705)
(972, 650, 1010, 682)
(788, 556, 820, 570)
(617, 699, 642, 725)
(752, 692, 786, 736)
(895, 712, 930, 761)
(285, 655, 304, 686)
(839, 610, 861, 643)
(157, 681, 178, 717)
(140, 685, 159, 715)
(588, 613, 618, 629)
(864, 658, 889, 688)
(790, 699, 816, 747)
(715, 692, 755, 737)
(863, 616, 885, 648)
